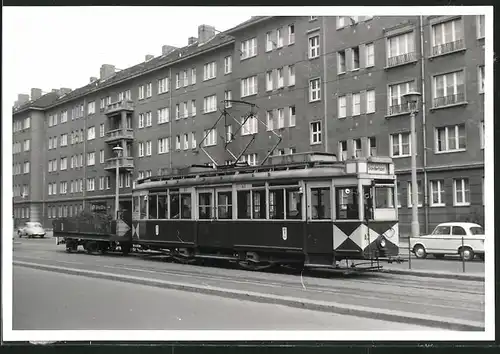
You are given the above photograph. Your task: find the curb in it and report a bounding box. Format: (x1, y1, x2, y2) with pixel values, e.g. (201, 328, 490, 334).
(382, 268, 484, 281)
(14, 260, 485, 331)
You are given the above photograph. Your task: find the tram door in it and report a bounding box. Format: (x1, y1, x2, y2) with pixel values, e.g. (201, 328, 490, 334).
(304, 182, 334, 258)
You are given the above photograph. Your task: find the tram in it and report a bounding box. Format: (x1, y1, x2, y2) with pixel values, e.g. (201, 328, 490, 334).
(131, 152, 400, 271)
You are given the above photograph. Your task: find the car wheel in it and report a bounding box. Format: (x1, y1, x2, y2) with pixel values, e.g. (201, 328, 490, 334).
(18, 231, 22, 238)
(413, 244, 427, 259)
(460, 247, 474, 261)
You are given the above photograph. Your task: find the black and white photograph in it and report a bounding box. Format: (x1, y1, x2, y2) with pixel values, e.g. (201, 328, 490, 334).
(2, 6, 494, 343)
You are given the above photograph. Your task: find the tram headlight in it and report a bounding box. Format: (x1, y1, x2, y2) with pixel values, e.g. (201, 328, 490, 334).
(379, 237, 386, 248)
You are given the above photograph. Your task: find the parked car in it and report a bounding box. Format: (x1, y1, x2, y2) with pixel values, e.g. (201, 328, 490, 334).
(410, 222, 484, 261)
(17, 222, 46, 238)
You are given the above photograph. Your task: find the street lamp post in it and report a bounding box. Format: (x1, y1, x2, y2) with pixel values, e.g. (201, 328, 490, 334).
(402, 91, 422, 240)
(112, 146, 123, 220)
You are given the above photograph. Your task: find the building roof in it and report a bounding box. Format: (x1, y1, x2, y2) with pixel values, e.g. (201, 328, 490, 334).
(13, 31, 236, 116)
(224, 16, 272, 34)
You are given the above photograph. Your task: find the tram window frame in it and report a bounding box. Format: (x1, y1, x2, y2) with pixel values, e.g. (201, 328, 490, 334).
(139, 195, 148, 220)
(180, 193, 192, 219)
(133, 196, 139, 214)
(169, 189, 193, 220)
(252, 189, 266, 219)
(310, 187, 331, 220)
(374, 185, 395, 209)
(148, 193, 158, 219)
(157, 192, 168, 219)
(198, 191, 213, 220)
(335, 186, 359, 220)
(269, 188, 285, 220)
(285, 187, 302, 220)
(237, 190, 252, 219)
(217, 190, 233, 220)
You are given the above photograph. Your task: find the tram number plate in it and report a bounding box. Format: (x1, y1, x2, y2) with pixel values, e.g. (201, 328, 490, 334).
(282, 227, 288, 241)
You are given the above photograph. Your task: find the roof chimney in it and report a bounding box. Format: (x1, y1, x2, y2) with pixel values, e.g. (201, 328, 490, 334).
(162, 45, 178, 56)
(145, 54, 154, 62)
(30, 88, 42, 100)
(17, 94, 30, 106)
(198, 24, 216, 45)
(99, 64, 116, 80)
(51, 89, 60, 95)
(90, 77, 98, 83)
(188, 37, 198, 45)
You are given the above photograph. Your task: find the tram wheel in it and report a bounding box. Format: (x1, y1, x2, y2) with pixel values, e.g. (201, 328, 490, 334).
(238, 261, 274, 271)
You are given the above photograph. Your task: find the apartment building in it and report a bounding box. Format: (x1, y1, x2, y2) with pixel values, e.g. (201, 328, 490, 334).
(12, 15, 486, 235)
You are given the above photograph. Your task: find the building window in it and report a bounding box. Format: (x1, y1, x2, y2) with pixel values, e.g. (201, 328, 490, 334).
(338, 95, 347, 118)
(158, 107, 169, 124)
(407, 181, 423, 207)
(266, 71, 273, 91)
(365, 43, 375, 67)
(338, 50, 346, 73)
(138, 85, 145, 99)
(266, 110, 274, 131)
(60, 157, 67, 170)
(144, 83, 152, 97)
(145, 111, 152, 126)
(87, 178, 95, 192)
(191, 100, 196, 116)
(175, 135, 181, 150)
(241, 117, 258, 136)
(138, 113, 145, 128)
(138, 142, 144, 157)
(351, 46, 360, 70)
(276, 108, 285, 129)
(224, 56, 232, 74)
(119, 92, 124, 101)
(339, 141, 347, 161)
(478, 65, 485, 93)
(183, 71, 188, 87)
(61, 110, 68, 123)
(203, 62, 216, 81)
(86, 126, 95, 141)
(99, 124, 105, 137)
(353, 138, 362, 158)
(99, 177, 105, 190)
(241, 76, 258, 97)
(390, 132, 411, 157)
(100, 150, 104, 163)
(352, 92, 361, 116)
(288, 24, 295, 45)
(388, 81, 416, 115)
(387, 32, 416, 67)
(276, 27, 283, 48)
(158, 137, 169, 154)
(309, 78, 321, 102)
(87, 152, 95, 166)
(266, 32, 273, 52)
(191, 68, 196, 85)
(309, 35, 320, 59)
(366, 89, 376, 113)
(182, 102, 188, 118)
(60, 182, 67, 194)
(480, 121, 485, 149)
(432, 18, 465, 56)
(430, 180, 445, 206)
(368, 137, 377, 156)
(453, 178, 470, 206)
(23, 161, 30, 174)
(310, 122, 322, 145)
(88, 101, 96, 115)
(175, 104, 180, 120)
(191, 132, 197, 149)
(203, 129, 217, 147)
(289, 106, 296, 127)
(183, 133, 189, 150)
(158, 77, 169, 94)
(433, 70, 465, 108)
(277, 68, 284, 88)
(288, 65, 295, 86)
(175, 73, 180, 89)
(477, 15, 485, 39)
(337, 16, 346, 28)
(23, 139, 30, 151)
(435, 124, 466, 152)
(241, 37, 257, 59)
(224, 91, 232, 108)
(146, 141, 152, 156)
(203, 95, 217, 113)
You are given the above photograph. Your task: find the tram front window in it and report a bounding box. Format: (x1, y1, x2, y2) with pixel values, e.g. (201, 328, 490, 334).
(374, 186, 395, 209)
(311, 187, 331, 220)
(336, 187, 359, 220)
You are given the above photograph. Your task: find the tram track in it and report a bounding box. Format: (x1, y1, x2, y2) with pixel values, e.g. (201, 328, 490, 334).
(13, 247, 485, 325)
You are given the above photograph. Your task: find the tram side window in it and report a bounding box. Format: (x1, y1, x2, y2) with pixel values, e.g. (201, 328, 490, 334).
(140, 195, 148, 220)
(285, 188, 302, 219)
(311, 187, 331, 220)
(181, 193, 192, 219)
(217, 191, 232, 219)
(170, 192, 180, 219)
(336, 187, 359, 220)
(199, 192, 213, 219)
(133, 196, 139, 214)
(252, 189, 266, 219)
(374, 186, 395, 208)
(148, 194, 158, 219)
(237, 191, 251, 219)
(269, 189, 285, 219)
(157, 193, 168, 219)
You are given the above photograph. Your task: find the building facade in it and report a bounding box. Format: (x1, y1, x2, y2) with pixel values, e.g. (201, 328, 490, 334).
(12, 15, 486, 236)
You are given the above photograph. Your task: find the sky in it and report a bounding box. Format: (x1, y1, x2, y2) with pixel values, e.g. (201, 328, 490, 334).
(3, 7, 251, 106)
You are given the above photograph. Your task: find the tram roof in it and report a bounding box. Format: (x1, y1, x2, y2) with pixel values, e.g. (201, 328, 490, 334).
(134, 153, 394, 190)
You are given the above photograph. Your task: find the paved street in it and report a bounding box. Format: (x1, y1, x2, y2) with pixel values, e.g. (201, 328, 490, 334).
(11, 237, 485, 330)
(13, 266, 434, 330)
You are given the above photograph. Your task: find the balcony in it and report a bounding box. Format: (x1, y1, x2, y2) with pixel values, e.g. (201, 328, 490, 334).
(432, 93, 466, 109)
(105, 99, 135, 116)
(387, 52, 417, 68)
(104, 157, 134, 172)
(386, 102, 417, 117)
(431, 39, 465, 57)
(105, 128, 134, 144)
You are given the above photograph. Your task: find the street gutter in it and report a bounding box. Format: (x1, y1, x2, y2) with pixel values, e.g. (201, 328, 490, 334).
(382, 268, 485, 282)
(14, 260, 485, 332)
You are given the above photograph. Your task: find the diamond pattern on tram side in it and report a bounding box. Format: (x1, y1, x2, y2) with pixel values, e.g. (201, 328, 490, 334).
(336, 237, 363, 252)
(333, 222, 361, 250)
(366, 220, 398, 237)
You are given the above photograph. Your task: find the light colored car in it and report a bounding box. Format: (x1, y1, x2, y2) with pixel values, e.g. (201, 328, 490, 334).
(17, 222, 46, 238)
(410, 222, 484, 261)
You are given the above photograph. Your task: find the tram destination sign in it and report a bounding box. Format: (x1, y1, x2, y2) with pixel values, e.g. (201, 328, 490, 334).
(367, 163, 389, 174)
